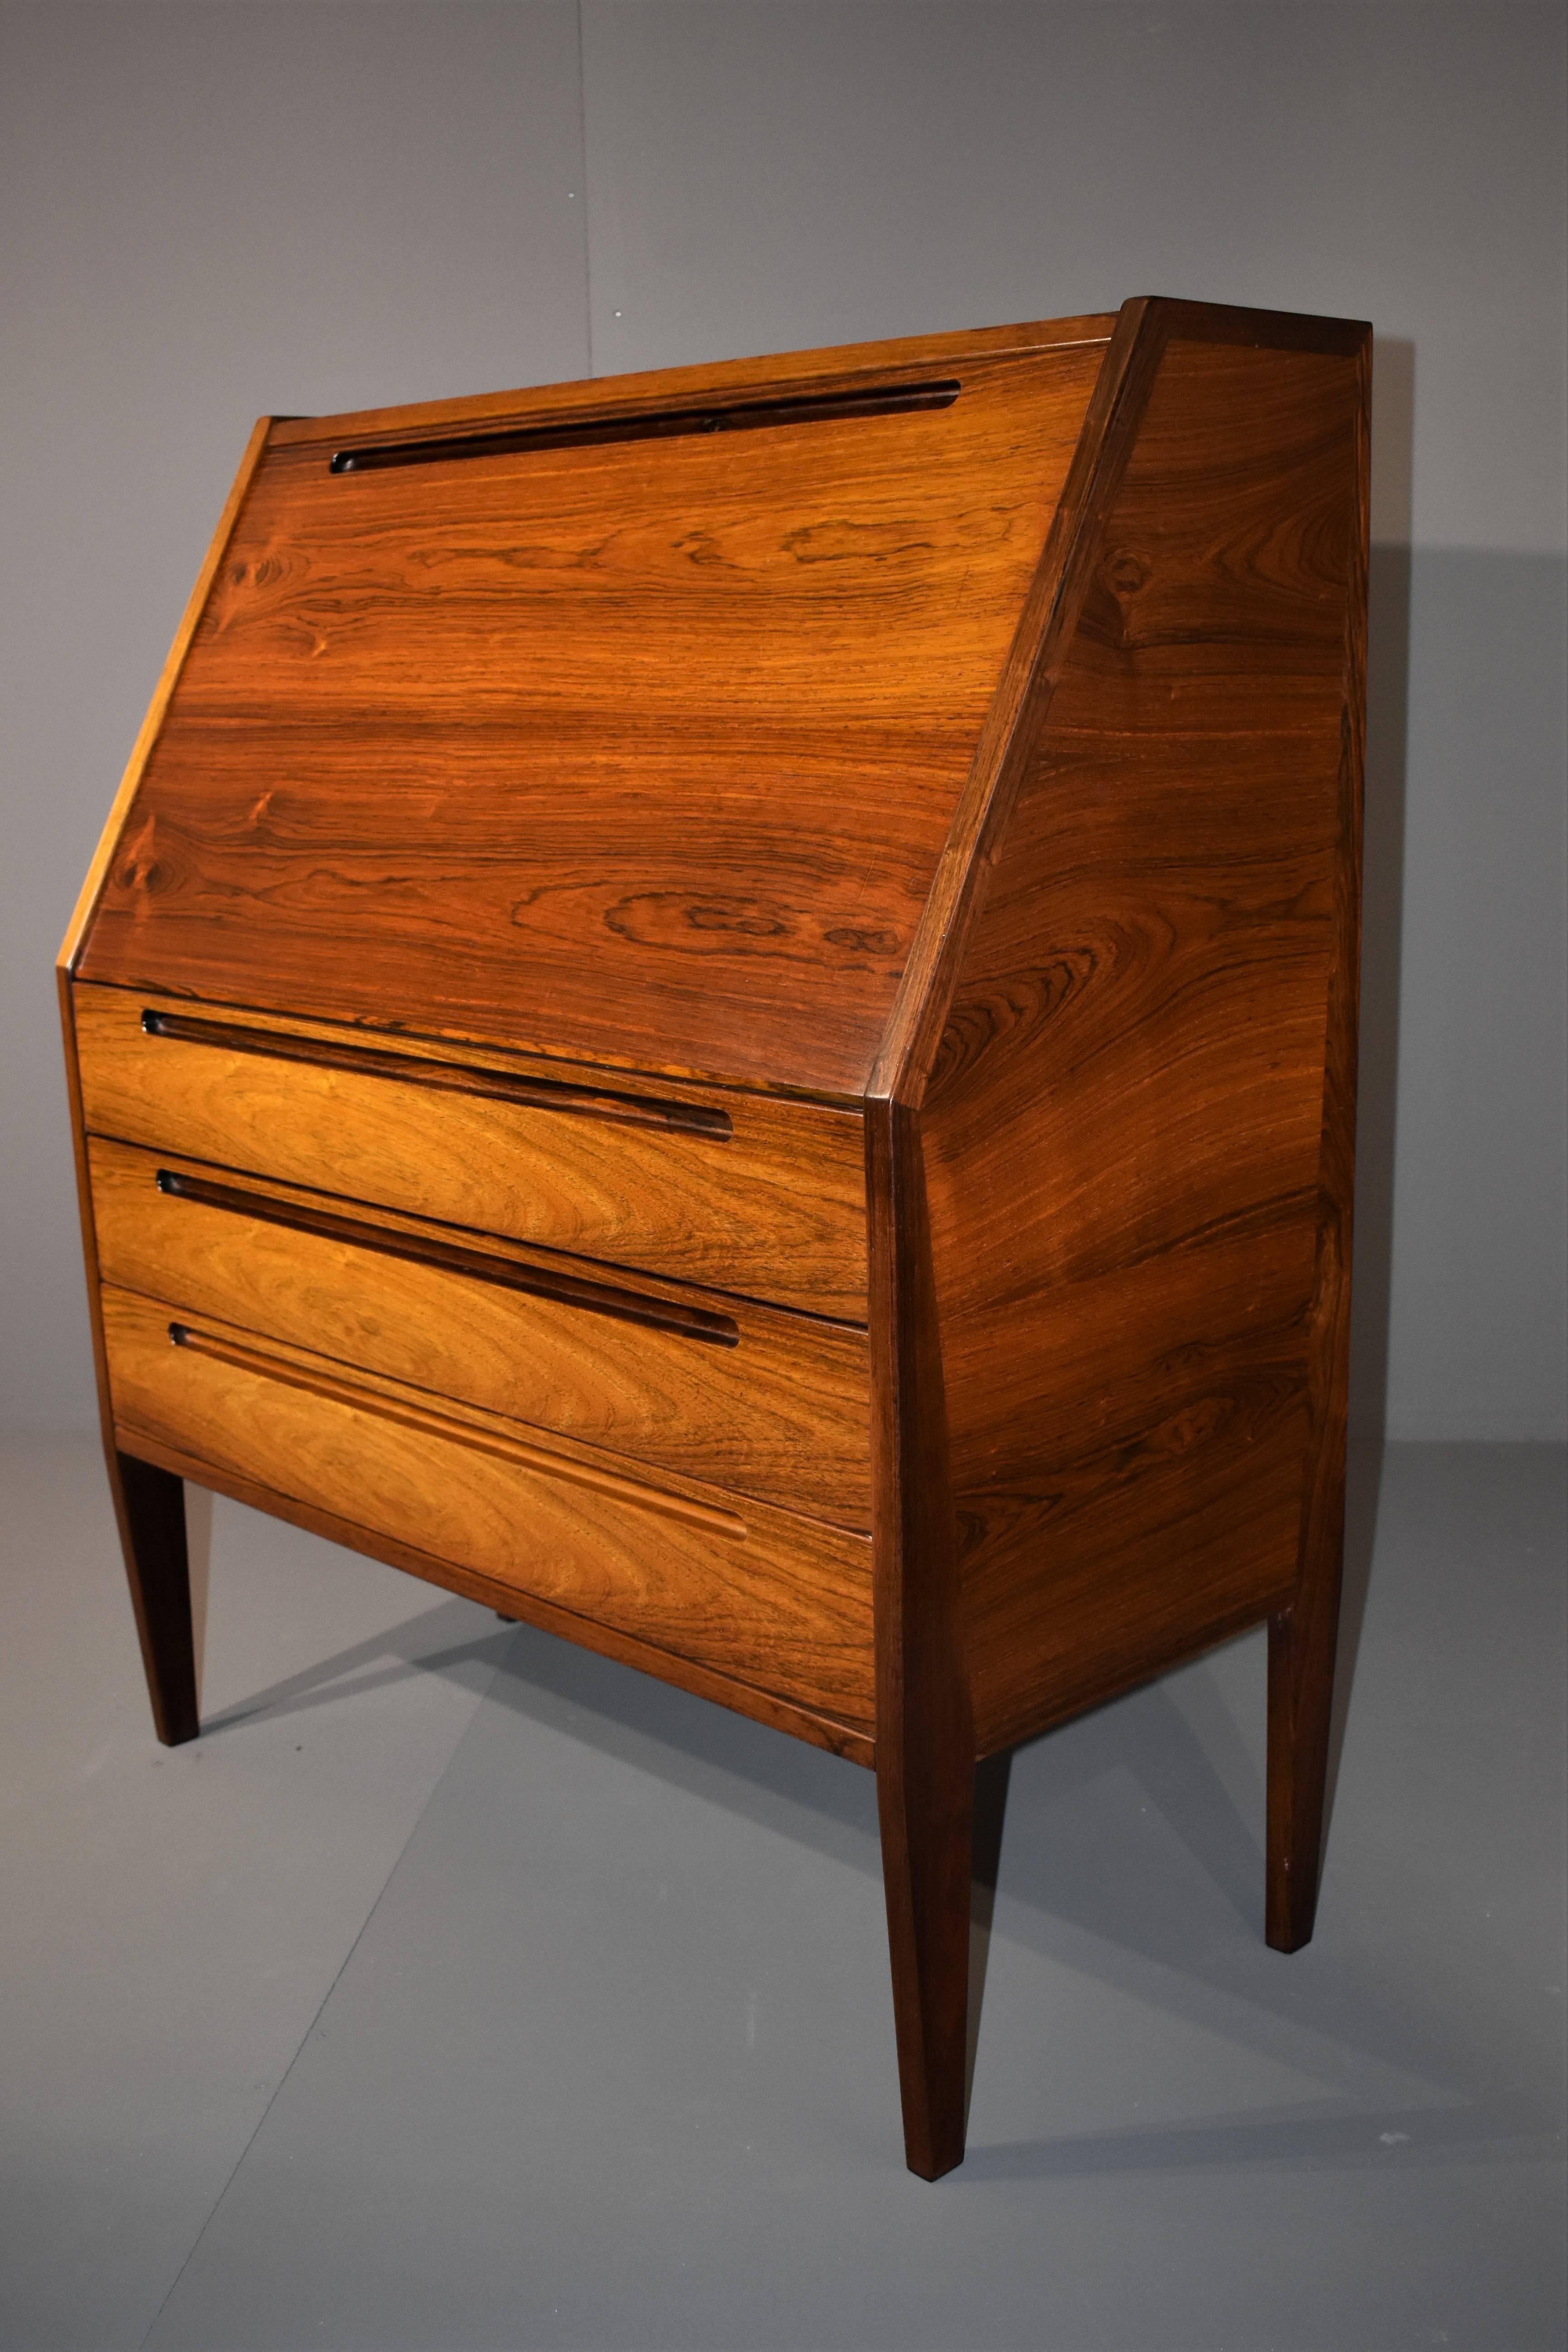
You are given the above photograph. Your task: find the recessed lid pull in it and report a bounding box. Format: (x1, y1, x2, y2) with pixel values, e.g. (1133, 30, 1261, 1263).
(329, 378, 962, 474)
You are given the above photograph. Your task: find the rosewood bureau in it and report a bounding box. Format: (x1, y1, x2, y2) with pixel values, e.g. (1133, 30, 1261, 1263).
(59, 296, 1369, 2179)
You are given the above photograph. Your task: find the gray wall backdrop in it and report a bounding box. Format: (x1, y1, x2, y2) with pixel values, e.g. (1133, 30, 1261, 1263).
(3, 0, 1563, 1442)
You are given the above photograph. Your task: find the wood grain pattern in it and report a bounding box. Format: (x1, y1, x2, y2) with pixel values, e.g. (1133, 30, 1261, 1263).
(90, 1136, 871, 1528)
(918, 307, 1369, 1761)
(267, 312, 1115, 457)
(74, 983, 869, 1319)
(138, 1006, 734, 1134)
(102, 1285, 875, 1729)
(167, 1318, 748, 1534)
(120, 1427, 876, 1766)
(874, 300, 1368, 1109)
(77, 347, 1105, 1096)
(870, 298, 1158, 1105)
(325, 377, 964, 473)
(940, 1219, 1313, 1751)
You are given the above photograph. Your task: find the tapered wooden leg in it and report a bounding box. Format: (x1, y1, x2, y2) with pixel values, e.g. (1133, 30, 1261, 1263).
(1266, 1585, 1342, 1952)
(1267, 1184, 1352, 1952)
(111, 1450, 200, 1746)
(1267, 512, 1362, 1950)
(878, 1748, 972, 2180)
(866, 1100, 975, 2177)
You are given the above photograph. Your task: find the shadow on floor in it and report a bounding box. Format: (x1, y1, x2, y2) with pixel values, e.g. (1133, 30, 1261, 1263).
(188, 1443, 1564, 2188)
(198, 1595, 516, 1734)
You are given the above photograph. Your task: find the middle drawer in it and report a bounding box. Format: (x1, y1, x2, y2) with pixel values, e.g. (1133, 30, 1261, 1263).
(89, 1137, 871, 1531)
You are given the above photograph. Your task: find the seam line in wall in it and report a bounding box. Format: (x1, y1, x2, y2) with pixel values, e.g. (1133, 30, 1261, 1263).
(575, 0, 594, 378)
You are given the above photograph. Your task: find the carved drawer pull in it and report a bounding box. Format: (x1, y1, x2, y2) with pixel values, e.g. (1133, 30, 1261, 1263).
(167, 1321, 748, 1539)
(141, 1009, 733, 1139)
(153, 1168, 742, 1348)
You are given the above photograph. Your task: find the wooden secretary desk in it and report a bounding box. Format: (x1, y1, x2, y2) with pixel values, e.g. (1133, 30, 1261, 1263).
(60, 297, 1369, 2178)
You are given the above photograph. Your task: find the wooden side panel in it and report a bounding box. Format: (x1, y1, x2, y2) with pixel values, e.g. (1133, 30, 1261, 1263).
(89, 1136, 871, 1528)
(76, 345, 1106, 1096)
(102, 1287, 875, 1731)
(921, 318, 1369, 1757)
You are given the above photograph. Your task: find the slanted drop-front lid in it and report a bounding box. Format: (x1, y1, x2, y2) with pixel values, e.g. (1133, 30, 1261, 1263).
(77, 317, 1112, 1098)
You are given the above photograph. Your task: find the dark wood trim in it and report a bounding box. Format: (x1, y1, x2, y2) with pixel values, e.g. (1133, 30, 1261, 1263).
(112, 1433, 875, 1767)
(1266, 323, 1372, 1952)
(870, 295, 1166, 1107)
(112, 1451, 199, 1746)
(153, 1167, 742, 1347)
(867, 1098, 975, 2179)
(141, 1009, 733, 1138)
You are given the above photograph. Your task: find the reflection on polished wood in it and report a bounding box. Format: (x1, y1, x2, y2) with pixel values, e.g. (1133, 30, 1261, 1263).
(75, 982, 869, 1319)
(60, 298, 1368, 2178)
(89, 1135, 871, 1528)
(102, 1285, 875, 1730)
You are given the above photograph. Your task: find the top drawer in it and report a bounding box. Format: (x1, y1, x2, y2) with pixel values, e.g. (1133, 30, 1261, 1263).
(72, 984, 868, 1321)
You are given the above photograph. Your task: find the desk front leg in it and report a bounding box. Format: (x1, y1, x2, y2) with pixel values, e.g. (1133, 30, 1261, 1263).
(867, 1096, 974, 2180)
(877, 1732, 973, 2180)
(110, 1450, 200, 1746)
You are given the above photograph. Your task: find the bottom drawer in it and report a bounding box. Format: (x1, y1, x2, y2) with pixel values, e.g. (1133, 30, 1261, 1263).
(101, 1285, 874, 1732)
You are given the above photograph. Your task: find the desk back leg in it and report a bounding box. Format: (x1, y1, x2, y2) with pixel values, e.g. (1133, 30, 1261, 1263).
(112, 1451, 200, 1747)
(1267, 1373, 1348, 1953)
(1266, 1590, 1340, 1952)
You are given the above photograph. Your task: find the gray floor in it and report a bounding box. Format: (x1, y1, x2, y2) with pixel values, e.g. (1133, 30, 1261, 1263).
(1, 1437, 1562, 2352)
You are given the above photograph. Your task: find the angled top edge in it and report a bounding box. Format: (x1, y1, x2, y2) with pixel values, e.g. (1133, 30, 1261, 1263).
(1130, 297, 1371, 356)
(268, 313, 1119, 453)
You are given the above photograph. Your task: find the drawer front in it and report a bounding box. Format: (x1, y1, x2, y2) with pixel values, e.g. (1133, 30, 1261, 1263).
(74, 984, 868, 1321)
(102, 1286, 875, 1730)
(90, 1137, 871, 1530)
